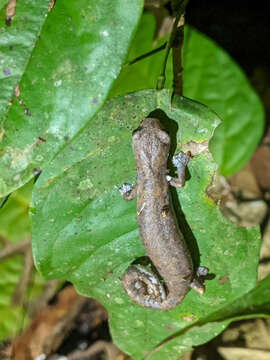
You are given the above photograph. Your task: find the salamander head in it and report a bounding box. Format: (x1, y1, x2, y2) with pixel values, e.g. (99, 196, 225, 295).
(132, 118, 170, 168)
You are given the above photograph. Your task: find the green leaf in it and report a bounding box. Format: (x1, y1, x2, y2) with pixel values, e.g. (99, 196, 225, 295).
(31, 89, 261, 359)
(0, 0, 51, 116)
(206, 274, 270, 322)
(109, 13, 170, 97)
(110, 16, 264, 176)
(0, 1, 7, 11)
(182, 27, 264, 176)
(0, 194, 9, 208)
(146, 275, 270, 360)
(0, 0, 143, 197)
(0, 181, 45, 340)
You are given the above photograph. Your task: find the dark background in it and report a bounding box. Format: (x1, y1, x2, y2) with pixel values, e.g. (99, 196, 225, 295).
(186, 0, 270, 75)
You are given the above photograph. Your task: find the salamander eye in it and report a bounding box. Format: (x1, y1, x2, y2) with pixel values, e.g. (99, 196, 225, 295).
(132, 124, 145, 139)
(132, 128, 141, 136)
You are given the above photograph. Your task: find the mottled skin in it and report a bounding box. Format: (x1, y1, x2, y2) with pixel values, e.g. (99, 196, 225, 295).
(120, 118, 205, 310)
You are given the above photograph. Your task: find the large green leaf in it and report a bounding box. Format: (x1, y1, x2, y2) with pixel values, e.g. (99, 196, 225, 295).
(0, 1, 7, 11)
(31, 89, 261, 359)
(0, 0, 143, 197)
(110, 15, 264, 176)
(0, 195, 8, 208)
(182, 28, 264, 176)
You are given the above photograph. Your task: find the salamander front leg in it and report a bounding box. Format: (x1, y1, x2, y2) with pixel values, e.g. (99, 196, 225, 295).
(119, 183, 137, 201)
(166, 151, 191, 189)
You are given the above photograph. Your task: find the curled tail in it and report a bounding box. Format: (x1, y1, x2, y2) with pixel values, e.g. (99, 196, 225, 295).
(121, 264, 199, 310)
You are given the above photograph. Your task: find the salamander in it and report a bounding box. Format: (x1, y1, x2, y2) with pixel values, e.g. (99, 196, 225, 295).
(119, 118, 207, 310)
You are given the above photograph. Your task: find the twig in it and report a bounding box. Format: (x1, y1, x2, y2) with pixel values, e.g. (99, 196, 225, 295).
(156, 0, 189, 90)
(172, 15, 185, 96)
(0, 236, 34, 310)
(0, 234, 9, 246)
(0, 237, 30, 261)
(68, 341, 120, 360)
(124, 42, 167, 67)
(12, 247, 34, 306)
(28, 280, 60, 318)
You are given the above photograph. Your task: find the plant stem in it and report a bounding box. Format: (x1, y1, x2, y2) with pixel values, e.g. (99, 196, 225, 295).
(156, 0, 189, 91)
(172, 18, 184, 96)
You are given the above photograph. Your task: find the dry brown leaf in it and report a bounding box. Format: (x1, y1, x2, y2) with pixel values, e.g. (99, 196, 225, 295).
(251, 145, 270, 191)
(9, 286, 87, 360)
(5, 0, 16, 26)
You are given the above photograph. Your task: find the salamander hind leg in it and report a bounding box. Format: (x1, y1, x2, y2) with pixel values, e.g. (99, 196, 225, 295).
(190, 266, 209, 295)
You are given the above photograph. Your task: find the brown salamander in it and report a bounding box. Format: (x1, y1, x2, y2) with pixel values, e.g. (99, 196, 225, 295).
(119, 118, 207, 310)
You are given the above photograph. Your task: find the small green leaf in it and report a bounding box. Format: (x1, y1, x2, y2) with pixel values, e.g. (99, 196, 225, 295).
(0, 181, 45, 340)
(31, 89, 260, 359)
(0, 0, 143, 197)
